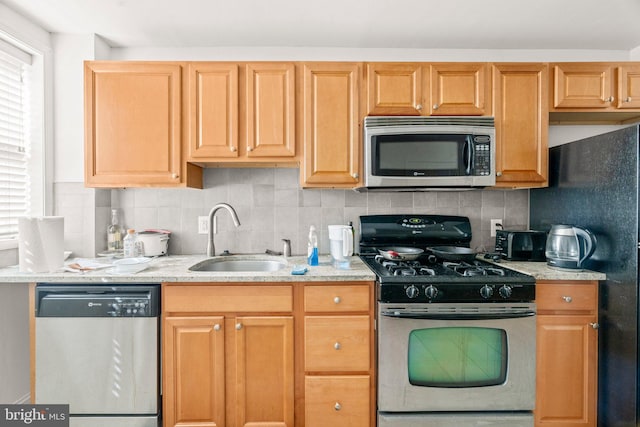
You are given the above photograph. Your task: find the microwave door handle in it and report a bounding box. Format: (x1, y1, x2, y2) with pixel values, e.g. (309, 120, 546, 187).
(464, 137, 473, 175)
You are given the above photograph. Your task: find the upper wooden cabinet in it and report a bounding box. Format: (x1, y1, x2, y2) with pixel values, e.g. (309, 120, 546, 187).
(301, 62, 361, 187)
(430, 63, 490, 115)
(366, 63, 424, 115)
(492, 63, 548, 188)
(84, 61, 202, 188)
(365, 62, 490, 116)
(188, 62, 297, 163)
(551, 62, 640, 111)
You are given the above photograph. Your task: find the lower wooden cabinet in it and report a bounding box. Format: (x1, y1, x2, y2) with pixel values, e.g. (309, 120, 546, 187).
(162, 283, 295, 427)
(535, 280, 598, 427)
(302, 283, 375, 427)
(305, 376, 370, 427)
(162, 281, 375, 427)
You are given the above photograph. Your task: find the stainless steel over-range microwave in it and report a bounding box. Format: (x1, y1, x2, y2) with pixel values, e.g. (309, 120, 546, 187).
(357, 116, 496, 191)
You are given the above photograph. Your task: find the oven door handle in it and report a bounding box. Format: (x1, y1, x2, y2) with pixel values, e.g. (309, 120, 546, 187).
(380, 310, 536, 320)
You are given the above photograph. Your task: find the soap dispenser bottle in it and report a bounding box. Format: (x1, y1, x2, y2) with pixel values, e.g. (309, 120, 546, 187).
(307, 225, 319, 266)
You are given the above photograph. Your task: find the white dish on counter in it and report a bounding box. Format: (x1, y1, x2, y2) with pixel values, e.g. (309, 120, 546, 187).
(112, 257, 152, 274)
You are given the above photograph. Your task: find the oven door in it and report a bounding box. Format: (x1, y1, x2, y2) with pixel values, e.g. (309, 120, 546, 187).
(377, 302, 536, 412)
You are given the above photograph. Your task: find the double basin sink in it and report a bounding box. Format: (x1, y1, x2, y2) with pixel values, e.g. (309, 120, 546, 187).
(188, 256, 288, 272)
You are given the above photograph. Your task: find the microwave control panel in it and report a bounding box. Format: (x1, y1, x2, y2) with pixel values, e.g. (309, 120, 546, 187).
(473, 136, 491, 176)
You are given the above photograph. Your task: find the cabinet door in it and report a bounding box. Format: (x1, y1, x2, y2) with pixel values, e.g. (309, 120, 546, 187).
(246, 63, 296, 158)
(430, 63, 490, 115)
(617, 65, 640, 109)
(163, 316, 225, 427)
(535, 314, 598, 427)
(551, 63, 615, 109)
(305, 376, 370, 427)
(188, 63, 239, 159)
(302, 62, 361, 187)
(493, 63, 548, 188)
(233, 316, 294, 427)
(366, 63, 424, 115)
(84, 62, 182, 187)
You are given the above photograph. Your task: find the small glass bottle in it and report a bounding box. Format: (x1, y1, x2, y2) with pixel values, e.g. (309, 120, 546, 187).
(107, 209, 123, 251)
(307, 225, 319, 266)
(123, 229, 139, 258)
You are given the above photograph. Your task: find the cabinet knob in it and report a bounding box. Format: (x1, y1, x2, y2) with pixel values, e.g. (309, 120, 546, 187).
(590, 322, 600, 329)
(625, 97, 633, 103)
(230, 146, 237, 152)
(562, 296, 573, 303)
(247, 146, 254, 152)
(605, 96, 615, 102)
(334, 342, 341, 350)
(236, 323, 243, 330)
(213, 324, 221, 331)
(334, 402, 342, 411)
(334, 296, 341, 304)
(351, 173, 359, 179)
(496, 171, 503, 177)
(415, 104, 423, 111)
(433, 103, 439, 110)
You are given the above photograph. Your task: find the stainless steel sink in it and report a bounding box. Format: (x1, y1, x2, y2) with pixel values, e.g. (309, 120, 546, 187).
(188, 257, 287, 272)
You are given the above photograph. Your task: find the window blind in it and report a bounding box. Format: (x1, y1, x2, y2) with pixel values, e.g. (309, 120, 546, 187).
(0, 50, 31, 240)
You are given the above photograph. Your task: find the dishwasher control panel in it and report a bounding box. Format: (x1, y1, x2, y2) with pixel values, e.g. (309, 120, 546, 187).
(35, 284, 160, 317)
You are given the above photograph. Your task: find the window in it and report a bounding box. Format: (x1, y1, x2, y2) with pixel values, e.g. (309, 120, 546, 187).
(0, 37, 45, 248)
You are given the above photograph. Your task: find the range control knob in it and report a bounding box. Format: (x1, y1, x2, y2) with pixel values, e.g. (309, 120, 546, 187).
(425, 285, 439, 300)
(480, 285, 494, 299)
(405, 285, 420, 299)
(499, 285, 513, 299)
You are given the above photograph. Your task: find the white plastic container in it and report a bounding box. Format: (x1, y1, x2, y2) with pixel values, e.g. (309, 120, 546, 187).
(123, 229, 140, 258)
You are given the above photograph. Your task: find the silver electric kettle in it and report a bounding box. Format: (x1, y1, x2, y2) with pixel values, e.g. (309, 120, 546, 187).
(545, 224, 597, 270)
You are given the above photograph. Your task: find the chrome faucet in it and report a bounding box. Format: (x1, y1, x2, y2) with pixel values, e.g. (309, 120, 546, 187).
(207, 203, 241, 257)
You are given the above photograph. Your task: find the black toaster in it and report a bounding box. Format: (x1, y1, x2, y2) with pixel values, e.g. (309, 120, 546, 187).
(495, 230, 547, 261)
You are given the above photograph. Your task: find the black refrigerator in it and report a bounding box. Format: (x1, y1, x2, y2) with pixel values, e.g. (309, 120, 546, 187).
(530, 124, 640, 427)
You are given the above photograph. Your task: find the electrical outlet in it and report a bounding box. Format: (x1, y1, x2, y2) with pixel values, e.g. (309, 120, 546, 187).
(198, 216, 209, 234)
(490, 219, 503, 237)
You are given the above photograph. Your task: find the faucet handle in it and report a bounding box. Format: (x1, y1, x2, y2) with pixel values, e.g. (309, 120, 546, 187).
(282, 239, 291, 258)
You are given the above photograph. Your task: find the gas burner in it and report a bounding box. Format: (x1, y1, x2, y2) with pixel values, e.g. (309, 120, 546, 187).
(392, 267, 417, 276)
(419, 267, 436, 276)
(443, 261, 506, 277)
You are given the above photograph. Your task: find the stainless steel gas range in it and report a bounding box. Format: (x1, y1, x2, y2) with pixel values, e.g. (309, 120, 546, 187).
(359, 214, 536, 427)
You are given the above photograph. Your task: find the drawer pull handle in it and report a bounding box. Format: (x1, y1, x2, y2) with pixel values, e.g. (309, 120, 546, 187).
(334, 402, 342, 411)
(590, 322, 600, 329)
(334, 296, 341, 304)
(334, 342, 341, 350)
(213, 324, 221, 331)
(236, 323, 243, 330)
(562, 296, 573, 303)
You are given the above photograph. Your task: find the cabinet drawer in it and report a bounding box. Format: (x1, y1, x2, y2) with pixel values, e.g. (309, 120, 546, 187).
(305, 375, 370, 427)
(163, 285, 293, 313)
(536, 282, 597, 312)
(305, 316, 370, 371)
(304, 285, 371, 312)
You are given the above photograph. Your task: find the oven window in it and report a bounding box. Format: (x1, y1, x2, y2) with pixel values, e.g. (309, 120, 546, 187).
(407, 327, 507, 388)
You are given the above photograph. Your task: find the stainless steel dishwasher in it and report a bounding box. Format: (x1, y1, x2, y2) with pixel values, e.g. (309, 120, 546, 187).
(34, 283, 160, 427)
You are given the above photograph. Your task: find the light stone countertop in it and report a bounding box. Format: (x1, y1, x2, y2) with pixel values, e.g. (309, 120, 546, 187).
(0, 253, 606, 284)
(0, 254, 376, 284)
(481, 257, 606, 281)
